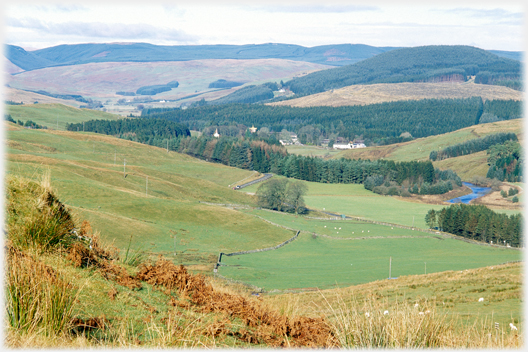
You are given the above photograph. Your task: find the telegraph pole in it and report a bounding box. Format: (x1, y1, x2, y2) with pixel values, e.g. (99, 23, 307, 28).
(83, 121, 85, 132)
(123, 159, 126, 178)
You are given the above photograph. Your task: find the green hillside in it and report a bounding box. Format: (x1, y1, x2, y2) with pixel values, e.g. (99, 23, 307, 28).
(335, 119, 523, 180)
(5, 121, 296, 270)
(6, 103, 122, 130)
(286, 45, 522, 95)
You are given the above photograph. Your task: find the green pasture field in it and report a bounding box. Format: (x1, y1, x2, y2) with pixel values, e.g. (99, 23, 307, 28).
(243, 208, 432, 239)
(6, 123, 295, 269)
(285, 145, 341, 158)
(6, 103, 122, 130)
(243, 177, 520, 229)
(219, 231, 521, 291)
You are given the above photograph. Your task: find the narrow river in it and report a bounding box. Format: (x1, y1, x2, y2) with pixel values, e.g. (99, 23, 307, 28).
(446, 182, 491, 204)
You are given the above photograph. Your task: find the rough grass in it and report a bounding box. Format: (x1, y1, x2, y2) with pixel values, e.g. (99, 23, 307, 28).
(264, 262, 523, 337)
(270, 81, 523, 108)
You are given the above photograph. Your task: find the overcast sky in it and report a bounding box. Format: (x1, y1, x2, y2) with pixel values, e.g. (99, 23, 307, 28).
(3, 1, 525, 52)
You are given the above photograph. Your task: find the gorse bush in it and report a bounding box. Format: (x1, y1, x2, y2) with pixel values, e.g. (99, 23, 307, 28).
(6, 173, 76, 252)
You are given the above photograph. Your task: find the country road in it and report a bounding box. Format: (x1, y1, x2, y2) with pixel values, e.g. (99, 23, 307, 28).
(233, 173, 273, 190)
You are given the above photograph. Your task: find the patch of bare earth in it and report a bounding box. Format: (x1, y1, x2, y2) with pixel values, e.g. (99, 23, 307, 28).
(472, 184, 523, 210)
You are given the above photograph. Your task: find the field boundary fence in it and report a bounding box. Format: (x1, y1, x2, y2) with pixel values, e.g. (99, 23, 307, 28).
(305, 215, 521, 250)
(215, 230, 300, 272)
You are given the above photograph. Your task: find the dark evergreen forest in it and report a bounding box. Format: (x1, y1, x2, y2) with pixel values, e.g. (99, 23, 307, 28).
(285, 45, 522, 96)
(142, 98, 521, 145)
(486, 141, 523, 182)
(426, 204, 523, 247)
(430, 132, 518, 161)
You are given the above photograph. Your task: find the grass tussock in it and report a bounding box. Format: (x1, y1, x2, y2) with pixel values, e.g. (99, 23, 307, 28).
(321, 292, 522, 348)
(6, 172, 76, 252)
(5, 245, 79, 336)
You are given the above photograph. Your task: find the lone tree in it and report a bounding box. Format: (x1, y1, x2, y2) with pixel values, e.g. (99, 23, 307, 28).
(257, 179, 289, 212)
(287, 181, 308, 214)
(425, 209, 437, 229)
(256, 179, 308, 214)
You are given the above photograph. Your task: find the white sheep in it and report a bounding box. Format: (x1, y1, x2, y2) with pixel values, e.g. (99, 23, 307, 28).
(365, 312, 370, 318)
(510, 323, 518, 331)
(384, 310, 389, 315)
(478, 297, 484, 302)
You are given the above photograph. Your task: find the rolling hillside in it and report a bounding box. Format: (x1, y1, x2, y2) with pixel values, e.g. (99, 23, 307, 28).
(5, 43, 398, 70)
(6, 59, 329, 100)
(285, 45, 522, 96)
(334, 119, 523, 180)
(270, 81, 523, 108)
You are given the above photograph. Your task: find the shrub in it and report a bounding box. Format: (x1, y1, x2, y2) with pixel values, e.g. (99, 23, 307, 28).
(6, 173, 76, 252)
(501, 190, 508, 198)
(512, 196, 519, 203)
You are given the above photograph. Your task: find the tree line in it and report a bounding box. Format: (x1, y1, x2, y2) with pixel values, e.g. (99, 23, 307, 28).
(486, 141, 523, 182)
(65, 118, 190, 144)
(430, 132, 518, 161)
(170, 135, 460, 195)
(425, 204, 522, 247)
(142, 97, 521, 145)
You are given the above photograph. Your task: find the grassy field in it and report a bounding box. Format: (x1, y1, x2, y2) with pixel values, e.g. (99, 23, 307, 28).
(6, 103, 122, 130)
(6, 122, 295, 271)
(242, 177, 520, 228)
(263, 261, 522, 329)
(285, 145, 341, 158)
(219, 230, 520, 291)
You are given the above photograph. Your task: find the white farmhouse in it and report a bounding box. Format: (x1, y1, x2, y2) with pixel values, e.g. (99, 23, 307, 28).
(333, 143, 352, 150)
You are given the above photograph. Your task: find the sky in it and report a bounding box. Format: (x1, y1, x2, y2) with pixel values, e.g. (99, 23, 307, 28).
(3, 1, 526, 52)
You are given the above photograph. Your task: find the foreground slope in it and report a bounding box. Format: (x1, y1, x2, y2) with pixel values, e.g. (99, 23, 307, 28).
(5, 121, 295, 270)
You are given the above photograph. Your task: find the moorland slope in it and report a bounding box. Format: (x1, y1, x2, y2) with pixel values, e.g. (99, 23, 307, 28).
(270, 81, 523, 108)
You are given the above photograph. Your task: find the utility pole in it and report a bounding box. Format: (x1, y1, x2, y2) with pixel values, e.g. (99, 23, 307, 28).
(123, 159, 126, 178)
(83, 121, 85, 132)
(412, 216, 415, 228)
(389, 256, 392, 279)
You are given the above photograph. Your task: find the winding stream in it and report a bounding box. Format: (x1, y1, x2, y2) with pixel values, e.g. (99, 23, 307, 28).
(446, 182, 491, 204)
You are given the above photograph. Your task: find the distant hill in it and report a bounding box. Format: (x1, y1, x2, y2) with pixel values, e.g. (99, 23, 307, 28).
(5, 43, 398, 71)
(270, 81, 523, 108)
(285, 45, 522, 96)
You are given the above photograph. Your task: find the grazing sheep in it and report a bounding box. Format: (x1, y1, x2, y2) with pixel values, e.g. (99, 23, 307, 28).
(478, 297, 484, 302)
(510, 323, 518, 331)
